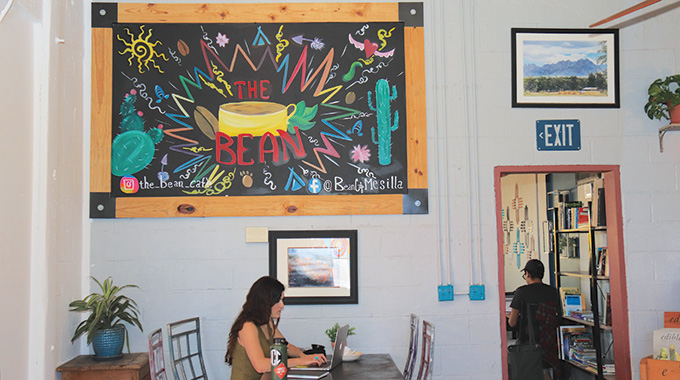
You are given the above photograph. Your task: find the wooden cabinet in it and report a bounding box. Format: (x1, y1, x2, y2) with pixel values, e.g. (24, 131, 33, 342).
(56, 352, 150, 380)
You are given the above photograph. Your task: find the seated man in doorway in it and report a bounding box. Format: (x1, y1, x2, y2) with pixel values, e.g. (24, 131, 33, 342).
(508, 259, 563, 380)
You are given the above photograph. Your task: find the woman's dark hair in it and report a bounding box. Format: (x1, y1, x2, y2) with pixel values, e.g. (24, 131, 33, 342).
(225, 276, 285, 365)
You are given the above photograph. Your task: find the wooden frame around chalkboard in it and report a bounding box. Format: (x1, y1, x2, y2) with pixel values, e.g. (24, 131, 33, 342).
(90, 2, 427, 218)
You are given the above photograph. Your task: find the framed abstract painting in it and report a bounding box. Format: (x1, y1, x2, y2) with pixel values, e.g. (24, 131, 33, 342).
(269, 230, 358, 305)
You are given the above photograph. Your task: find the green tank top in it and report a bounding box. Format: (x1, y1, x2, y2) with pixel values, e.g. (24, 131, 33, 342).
(230, 324, 271, 380)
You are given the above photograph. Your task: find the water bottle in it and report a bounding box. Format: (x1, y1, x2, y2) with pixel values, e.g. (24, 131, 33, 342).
(270, 337, 288, 380)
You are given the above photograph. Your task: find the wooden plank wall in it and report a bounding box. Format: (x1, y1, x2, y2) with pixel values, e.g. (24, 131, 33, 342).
(117, 194, 404, 218)
(404, 26, 427, 189)
(117, 3, 399, 23)
(90, 28, 113, 193)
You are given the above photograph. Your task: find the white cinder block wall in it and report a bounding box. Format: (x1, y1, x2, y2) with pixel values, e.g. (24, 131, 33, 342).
(89, 1, 680, 380)
(3, 0, 679, 379)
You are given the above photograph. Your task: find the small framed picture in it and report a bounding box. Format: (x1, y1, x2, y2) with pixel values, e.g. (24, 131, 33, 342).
(269, 230, 358, 305)
(511, 28, 619, 108)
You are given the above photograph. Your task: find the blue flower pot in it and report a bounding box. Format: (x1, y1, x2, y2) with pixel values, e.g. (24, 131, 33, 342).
(92, 325, 125, 360)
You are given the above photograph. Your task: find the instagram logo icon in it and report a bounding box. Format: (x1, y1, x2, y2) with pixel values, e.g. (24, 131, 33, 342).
(120, 176, 139, 194)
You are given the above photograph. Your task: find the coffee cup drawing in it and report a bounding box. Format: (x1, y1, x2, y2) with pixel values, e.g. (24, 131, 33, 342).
(218, 101, 297, 136)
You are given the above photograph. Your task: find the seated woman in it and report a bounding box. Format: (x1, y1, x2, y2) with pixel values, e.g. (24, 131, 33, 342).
(225, 276, 327, 380)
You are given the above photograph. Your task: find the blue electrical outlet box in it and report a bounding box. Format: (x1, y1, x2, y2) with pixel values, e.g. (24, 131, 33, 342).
(469, 285, 485, 300)
(438, 285, 454, 301)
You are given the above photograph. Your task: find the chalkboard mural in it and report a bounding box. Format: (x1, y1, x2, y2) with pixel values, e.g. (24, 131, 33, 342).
(111, 22, 407, 197)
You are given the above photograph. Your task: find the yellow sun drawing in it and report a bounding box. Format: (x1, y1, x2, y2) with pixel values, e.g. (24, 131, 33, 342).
(118, 25, 168, 74)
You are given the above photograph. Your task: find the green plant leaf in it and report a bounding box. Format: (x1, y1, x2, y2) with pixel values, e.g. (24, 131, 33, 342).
(324, 323, 356, 342)
(68, 276, 143, 347)
(644, 75, 680, 120)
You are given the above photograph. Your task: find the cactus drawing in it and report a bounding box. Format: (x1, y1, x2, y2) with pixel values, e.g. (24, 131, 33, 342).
(368, 78, 399, 166)
(111, 91, 164, 176)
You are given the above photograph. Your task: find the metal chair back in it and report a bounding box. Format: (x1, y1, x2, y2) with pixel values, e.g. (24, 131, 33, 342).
(416, 320, 435, 380)
(403, 313, 420, 380)
(167, 317, 209, 380)
(148, 328, 168, 380)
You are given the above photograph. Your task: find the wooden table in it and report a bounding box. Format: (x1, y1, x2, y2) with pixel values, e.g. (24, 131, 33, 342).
(261, 353, 403, 380)
(56, 352, 150, 380)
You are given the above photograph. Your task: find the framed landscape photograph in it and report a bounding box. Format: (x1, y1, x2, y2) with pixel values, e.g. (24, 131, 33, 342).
(269, 230, 358, 305)
(512, 28, 619, 108)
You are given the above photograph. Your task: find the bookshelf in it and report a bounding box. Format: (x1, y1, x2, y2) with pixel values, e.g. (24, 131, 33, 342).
(563, 315, 613, 331)
(548, 176, 614, 380)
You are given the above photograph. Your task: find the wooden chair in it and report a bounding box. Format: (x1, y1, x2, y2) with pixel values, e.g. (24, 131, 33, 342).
(167, 317, 209, 380)
(416, 320, 434, 380)
(148, 328, 168, 380)
(403, 313, 420, 380)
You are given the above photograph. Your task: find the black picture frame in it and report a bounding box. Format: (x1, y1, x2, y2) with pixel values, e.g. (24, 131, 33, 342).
(269, 230, 358, 305)
(511, 28, 620, 108)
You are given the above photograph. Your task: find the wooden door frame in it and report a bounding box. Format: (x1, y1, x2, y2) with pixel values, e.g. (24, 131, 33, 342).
(495, 165, 630, 380)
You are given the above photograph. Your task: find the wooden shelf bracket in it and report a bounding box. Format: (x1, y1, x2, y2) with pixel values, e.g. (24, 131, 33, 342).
(658, 123, 680, 152)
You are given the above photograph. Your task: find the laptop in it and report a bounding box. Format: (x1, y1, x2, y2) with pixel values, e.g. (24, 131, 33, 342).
(287, 324, 349, 379)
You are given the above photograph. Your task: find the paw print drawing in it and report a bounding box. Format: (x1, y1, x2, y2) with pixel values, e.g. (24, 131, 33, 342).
(240, 171, 253, 188)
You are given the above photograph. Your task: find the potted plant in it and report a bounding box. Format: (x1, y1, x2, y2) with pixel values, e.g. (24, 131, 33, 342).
(324, 323, 356, 346)
(644, 74, 680, 123)
(69, 276, 143, 360)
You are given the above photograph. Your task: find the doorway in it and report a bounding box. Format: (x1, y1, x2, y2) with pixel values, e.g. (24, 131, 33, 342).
(495, 165, 630, 380)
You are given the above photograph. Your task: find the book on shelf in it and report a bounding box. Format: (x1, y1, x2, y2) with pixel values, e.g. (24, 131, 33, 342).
(596, 247, 609, 276)
(549, 190, 569, 230)
(572, 348, 596, 361)
(560, 287, 584, 315)
(564, 201, 583, 229)
(596, 182, 606, 227)
(604, 293, 612, 327)
(564, 294, 584, 316)
(579, 182, 593, 201)
(570, 338, 596, 365)
(653, 328, 680, 360)
(569, 311, 595, 322)
(559, 325, 586, 360)
(587, 359, 615, 374)
(590, 178, 607, 227)
(576, 207, 590, 229)
(590, 177, 606, 227)
(564, 201, 582, 208)
(557, 201, 566, 230)
(568, 311, 607, 326)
